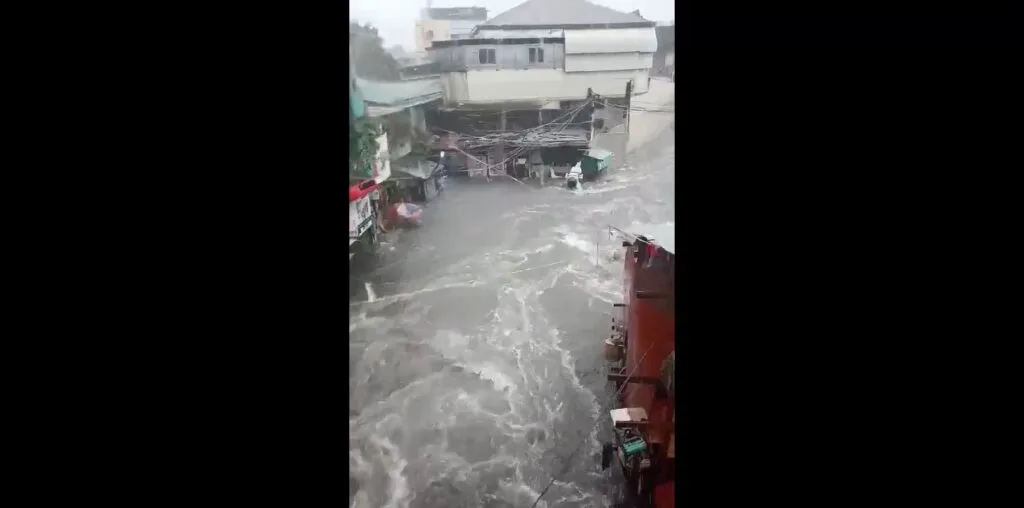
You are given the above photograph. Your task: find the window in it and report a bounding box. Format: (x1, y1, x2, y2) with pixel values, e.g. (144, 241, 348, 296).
(478, 48, 496, 64)
(528, 47, 544, 63)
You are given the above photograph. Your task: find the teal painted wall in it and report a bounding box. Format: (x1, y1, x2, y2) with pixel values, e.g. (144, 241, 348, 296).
(350, 83, 366, 123)
(349, 58, 366, 123)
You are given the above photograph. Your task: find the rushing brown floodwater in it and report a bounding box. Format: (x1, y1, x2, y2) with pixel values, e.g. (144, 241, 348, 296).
(349, 123, 675, 508)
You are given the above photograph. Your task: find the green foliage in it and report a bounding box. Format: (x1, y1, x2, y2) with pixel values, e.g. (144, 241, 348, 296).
(349, 21, 401, 81)
(350, 120, 381, 177)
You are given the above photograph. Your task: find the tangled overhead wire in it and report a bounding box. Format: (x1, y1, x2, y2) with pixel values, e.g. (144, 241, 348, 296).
(432, 98, 597, 149)
(602, 101, 675, 114)
(442, 99, 597, 174)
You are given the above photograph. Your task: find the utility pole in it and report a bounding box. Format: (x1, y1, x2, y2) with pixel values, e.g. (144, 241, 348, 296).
(586, 87, 594, 145)
(536, 107, 543, 184)
(498, 106, 507, 180)
(624, 80, 633, 138)
(624, 80, 633, 168)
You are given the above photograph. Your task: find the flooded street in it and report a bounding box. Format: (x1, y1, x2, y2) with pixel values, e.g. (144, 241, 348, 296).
(349, 101, 675, 508)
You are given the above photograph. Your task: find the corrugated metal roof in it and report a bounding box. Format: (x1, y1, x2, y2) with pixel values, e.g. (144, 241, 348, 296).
(587, 148, 614, 160)
(481, 0, 647, 28)
(355, 77, 442, 110)
(473, 27, 564, 38)
(427, 7, 487, 20)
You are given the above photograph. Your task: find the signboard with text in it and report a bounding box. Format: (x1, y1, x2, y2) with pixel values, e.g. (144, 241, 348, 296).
(349, 194, 374, 240)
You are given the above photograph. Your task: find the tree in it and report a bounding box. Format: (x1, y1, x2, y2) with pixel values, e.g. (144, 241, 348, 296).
(349, 21, 401, 81)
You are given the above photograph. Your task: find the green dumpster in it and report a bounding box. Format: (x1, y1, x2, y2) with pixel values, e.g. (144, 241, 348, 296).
(580, 149, 614, 181)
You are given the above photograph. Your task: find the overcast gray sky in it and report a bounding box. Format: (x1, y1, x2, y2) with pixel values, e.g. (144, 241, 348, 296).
(350, 0, 675, 50)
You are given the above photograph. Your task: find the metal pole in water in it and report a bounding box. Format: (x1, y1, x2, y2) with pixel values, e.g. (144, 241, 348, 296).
(624, 79, 633, 169)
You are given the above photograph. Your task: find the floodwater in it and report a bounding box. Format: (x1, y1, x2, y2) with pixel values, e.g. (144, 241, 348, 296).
(349, 122, 675, 508)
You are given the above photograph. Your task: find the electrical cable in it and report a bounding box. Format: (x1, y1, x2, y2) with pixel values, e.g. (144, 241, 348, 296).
(528, 338, 661, 508)
(448, 98, 595, 174)
(430, 98, 596, 146)
(602, 100, 675, 113)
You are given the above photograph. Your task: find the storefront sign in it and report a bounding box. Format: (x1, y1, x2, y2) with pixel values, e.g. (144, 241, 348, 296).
(349, 194, 374, 240)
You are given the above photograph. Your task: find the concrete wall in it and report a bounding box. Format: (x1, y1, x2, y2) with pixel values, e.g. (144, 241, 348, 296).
(432, 43, 564, 72)
(624, 78, 675, 152)
(564, 52, 654, 72)
(428, 31, 655, 105)
(415, 18, 486, 54)
(447, 68, 649, 104)
(372, 132, 392, 183)
(589, 78, 674, 170)
(448, 19, 481, 38)
(563, 27, 658, 54)
(415, 19, 451, 55)
(383, 106, 428, 162)
(590, 103, 629, 171)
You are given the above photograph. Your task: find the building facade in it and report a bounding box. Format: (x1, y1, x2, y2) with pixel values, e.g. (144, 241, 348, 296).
(427, 0, 656, 105)
(416, 0, 657, 179)
(413, 5, 488, 58)
(653, 24, 675, 77)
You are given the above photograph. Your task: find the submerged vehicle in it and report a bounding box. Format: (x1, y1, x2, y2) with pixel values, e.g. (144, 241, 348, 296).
(602, 228, 676, 508)
(388, 202, 423, 228)
(566, 162, 583, 190)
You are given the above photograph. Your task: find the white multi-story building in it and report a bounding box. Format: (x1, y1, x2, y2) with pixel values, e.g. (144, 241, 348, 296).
(427, 0, 657, 106)
(413, 5, 489, 58)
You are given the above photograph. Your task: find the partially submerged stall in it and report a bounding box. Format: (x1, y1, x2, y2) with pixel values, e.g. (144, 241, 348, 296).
(352, 76, 445, 239)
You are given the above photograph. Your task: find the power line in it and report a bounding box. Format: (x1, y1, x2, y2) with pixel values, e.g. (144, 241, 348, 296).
(602, 101, 674, 113)
(445, 99, 595, 173)
(435, 98, 596, 140)
(532, 337, 659, 508)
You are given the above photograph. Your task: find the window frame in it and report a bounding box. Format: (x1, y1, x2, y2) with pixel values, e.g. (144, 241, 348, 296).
(477, 48, 496, 65)
(528, 47, 544, 63)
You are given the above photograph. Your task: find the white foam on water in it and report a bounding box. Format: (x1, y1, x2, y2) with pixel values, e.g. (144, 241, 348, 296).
(349, 280, 480, 307)
(350, 371, 450, 428)
(349, 490, 370, 508)
(350, 172, 674, 508)
(578, 183, 631, 195)
(365, 282, 377, 303)
(564, 263, 623, 305)
(532, 244, 555, 254)
(370, 435, 411, 508)
(472, 364, 517, 393)
(349, 313, 391, 335)
(497, 479, 548, 508)
(555, 229, 596, 257)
